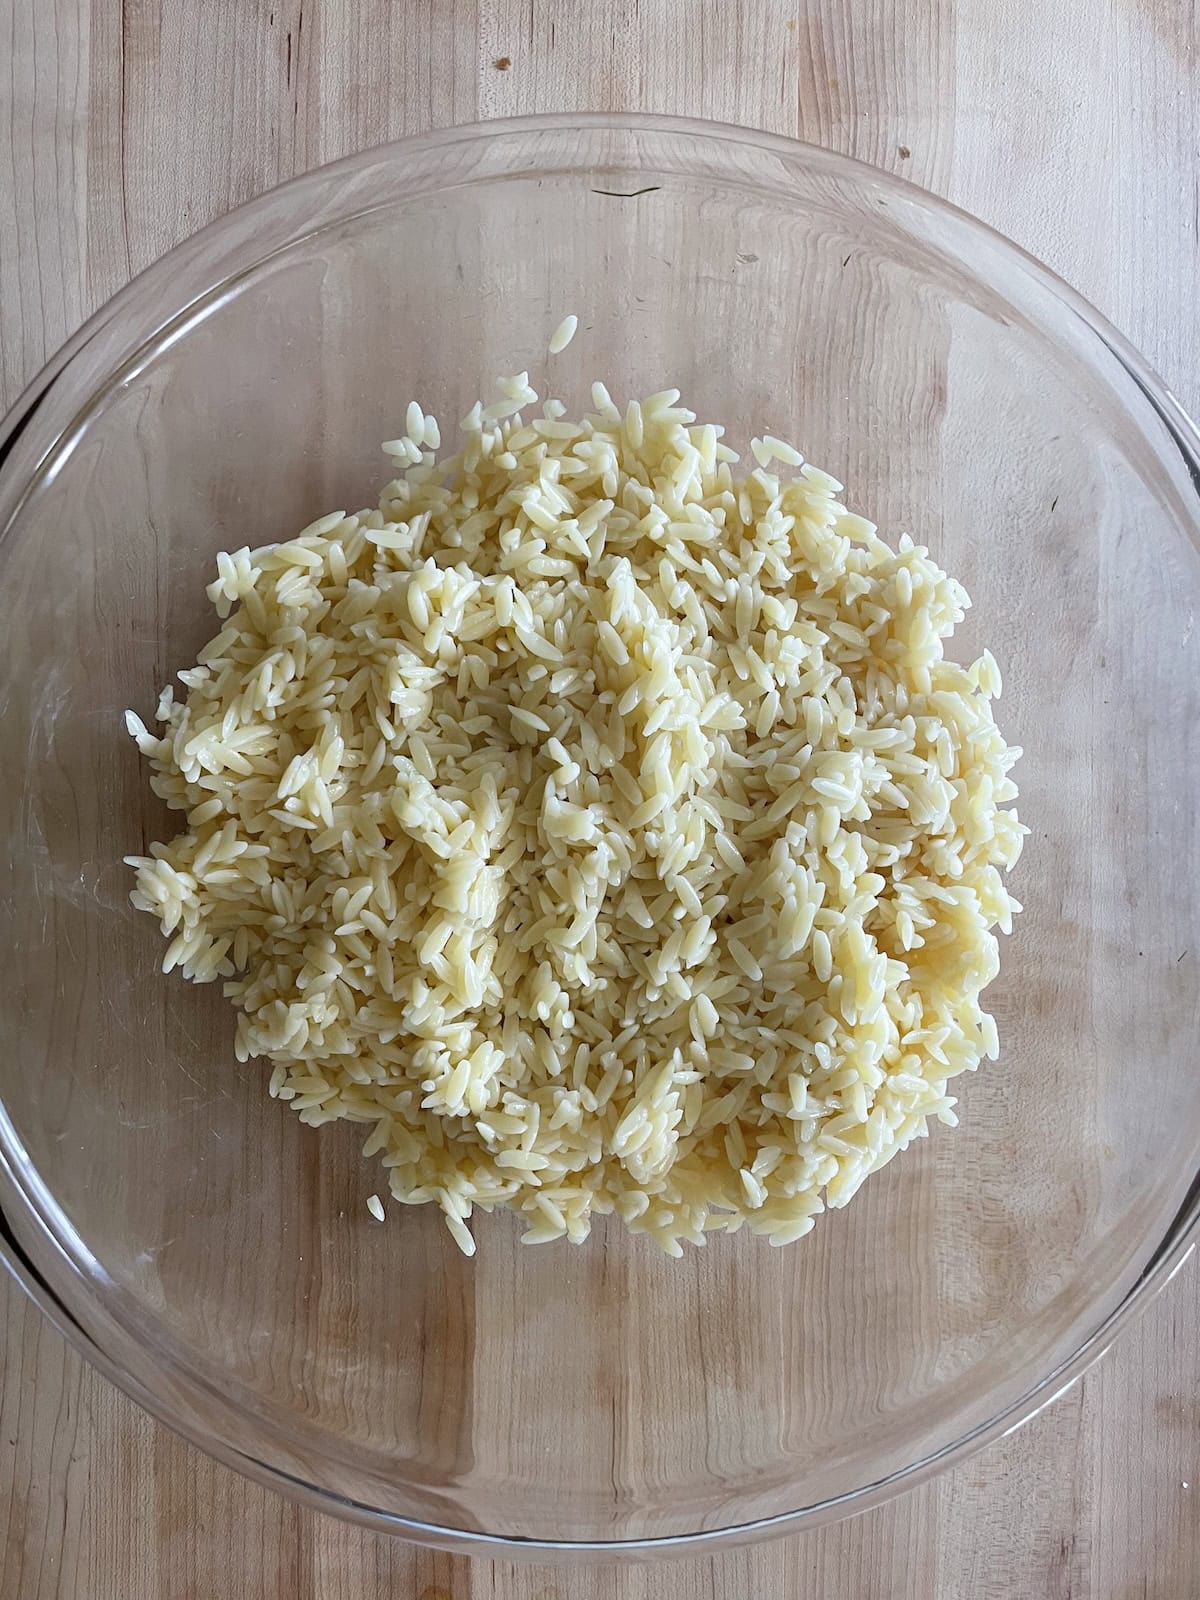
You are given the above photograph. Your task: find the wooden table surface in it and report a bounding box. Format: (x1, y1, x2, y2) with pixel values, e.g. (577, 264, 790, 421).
(2, 1, 1198, 1595)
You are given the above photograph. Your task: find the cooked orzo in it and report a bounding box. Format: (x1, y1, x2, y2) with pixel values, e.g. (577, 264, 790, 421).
(125, 339, 1025, 1256)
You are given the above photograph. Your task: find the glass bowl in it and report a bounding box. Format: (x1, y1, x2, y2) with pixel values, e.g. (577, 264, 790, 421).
(1, 114, 1198, 1559)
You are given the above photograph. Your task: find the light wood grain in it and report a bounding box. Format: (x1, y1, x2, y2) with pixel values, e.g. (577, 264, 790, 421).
(1, 0, 1197, 1595)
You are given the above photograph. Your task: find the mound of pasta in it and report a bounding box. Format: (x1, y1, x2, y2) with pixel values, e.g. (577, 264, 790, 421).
(126, 350, 1024, 1255)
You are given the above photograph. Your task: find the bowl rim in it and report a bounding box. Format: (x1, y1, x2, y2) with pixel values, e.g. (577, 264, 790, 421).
(1, 109, 1199, 1558)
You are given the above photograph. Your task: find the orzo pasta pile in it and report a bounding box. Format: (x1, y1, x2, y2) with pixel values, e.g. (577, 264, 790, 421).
(126, 348, 1024, 1256)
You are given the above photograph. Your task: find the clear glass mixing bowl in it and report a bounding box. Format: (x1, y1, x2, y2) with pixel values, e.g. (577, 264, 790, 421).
(1, 115, 1198, 1558)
